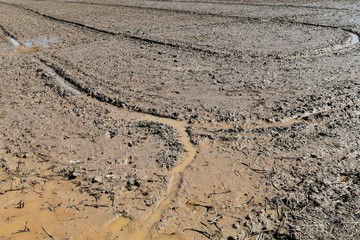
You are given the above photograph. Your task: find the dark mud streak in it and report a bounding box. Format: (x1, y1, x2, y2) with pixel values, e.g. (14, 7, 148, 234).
(39, 58, 185, 120)
(59, 0, 360, 46)
(279, 19, 360, 37)
(125, 34, 222, 56)
(0, 1, 117, 36)
(62, 0, 355, 16)
(0, 24, 18, 42)
(0, 1, 226, 56)
(60, 0, 246, 19)
(2, 1, 359, 60)
(144, 0, 356, 11)
(39, 59, 126, 108)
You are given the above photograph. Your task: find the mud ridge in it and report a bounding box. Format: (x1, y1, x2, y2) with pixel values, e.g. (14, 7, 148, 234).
(39, 58, 127, 108)
(144, 0, 356, 11)
(0, 1, 117, 36)
(40, 58, 178, 120)
(0, 24, 18, 42)
(280, 18, 360, 37)
(61, 0, 355, 17)
(270, 19, 360, 58)
(125, 34, 223, 56)
(206, 97, 359, 140)
(60, 0, 250, 19)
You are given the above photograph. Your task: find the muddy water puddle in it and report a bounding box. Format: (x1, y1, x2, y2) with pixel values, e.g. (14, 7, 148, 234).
(350, 32, 359, 45)
(0, 179, 73, 239)
(23, 36, 59, 48)
(333, 31, 359, 51)
(7, 36, 59, 54)
(244, 108, 332, 130)
(8, 37, 20, 47)
(42, 63, 82, 95)
(0, 176, 112, 239)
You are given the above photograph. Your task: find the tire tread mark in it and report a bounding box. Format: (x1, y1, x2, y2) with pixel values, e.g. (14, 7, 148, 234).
(138, 0, 355, 11)
(0, 1, 226, 56)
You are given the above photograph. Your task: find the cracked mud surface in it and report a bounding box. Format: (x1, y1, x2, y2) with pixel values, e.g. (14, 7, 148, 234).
(0, 0, 359, 239)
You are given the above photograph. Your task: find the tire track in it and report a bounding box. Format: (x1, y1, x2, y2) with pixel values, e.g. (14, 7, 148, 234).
(0, 24, 18, 42)
(1, 1, 358, 59)
(140, 0, 357, 11)
(0, 1, 226, 56)
(61, 0, 356, 16)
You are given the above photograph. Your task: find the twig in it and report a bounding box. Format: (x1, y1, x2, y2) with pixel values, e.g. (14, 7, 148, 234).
(242, 196, 254, 205)
(1, 187, 27, 194)
(41, 225, 54, 239)
(208, 215, 223, 225)
(84, 203, 109, 208)
(206, 190, 231, 197)
(200, 222, 212, 231)
(241, 162, 268, 173)
(185, 228, 211, 239)
(23, 221, 30, 232)
(187, 201, 214, 211)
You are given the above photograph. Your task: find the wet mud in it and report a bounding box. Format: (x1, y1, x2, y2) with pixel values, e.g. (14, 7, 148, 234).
(0, 0, 359, 239)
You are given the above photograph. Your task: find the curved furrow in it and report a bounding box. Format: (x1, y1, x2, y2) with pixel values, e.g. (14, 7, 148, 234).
(0, 1, 358, 59)
(0, 1, 226, 56)
(60, 0, 357, 15)
(136, 0, 357, 11)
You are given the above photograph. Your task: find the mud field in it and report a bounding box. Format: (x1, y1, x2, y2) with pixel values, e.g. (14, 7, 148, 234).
(0, 0, 359, 239)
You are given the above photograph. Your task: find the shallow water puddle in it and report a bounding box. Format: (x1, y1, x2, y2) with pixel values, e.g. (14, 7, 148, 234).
(332, 32, 359, 51)
(42, 63, 82, 95)
(9, 37, 20, 47)
(8, 36, 39, 54)
(0, 178, 78, 239)
(243, 118, 301, 131)
(7, 36, 59, 54)
(350, 32, 359, 45)
(108, 216, 132, 233)
(24, 36, 59, 48)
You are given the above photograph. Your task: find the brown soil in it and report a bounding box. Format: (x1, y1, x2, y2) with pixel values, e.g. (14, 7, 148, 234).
(0, 0, 359, 240)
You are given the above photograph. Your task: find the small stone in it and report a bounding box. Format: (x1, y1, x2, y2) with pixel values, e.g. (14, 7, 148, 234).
(245, 213, 254, 220)
(232, 222, 240, 229)
(92, 176, 103, 183)
(276, 227, 288, 235)
(144, 199, 153, 207)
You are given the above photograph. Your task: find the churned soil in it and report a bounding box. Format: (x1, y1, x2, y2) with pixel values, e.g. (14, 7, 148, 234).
(0, 0, 359, 239)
